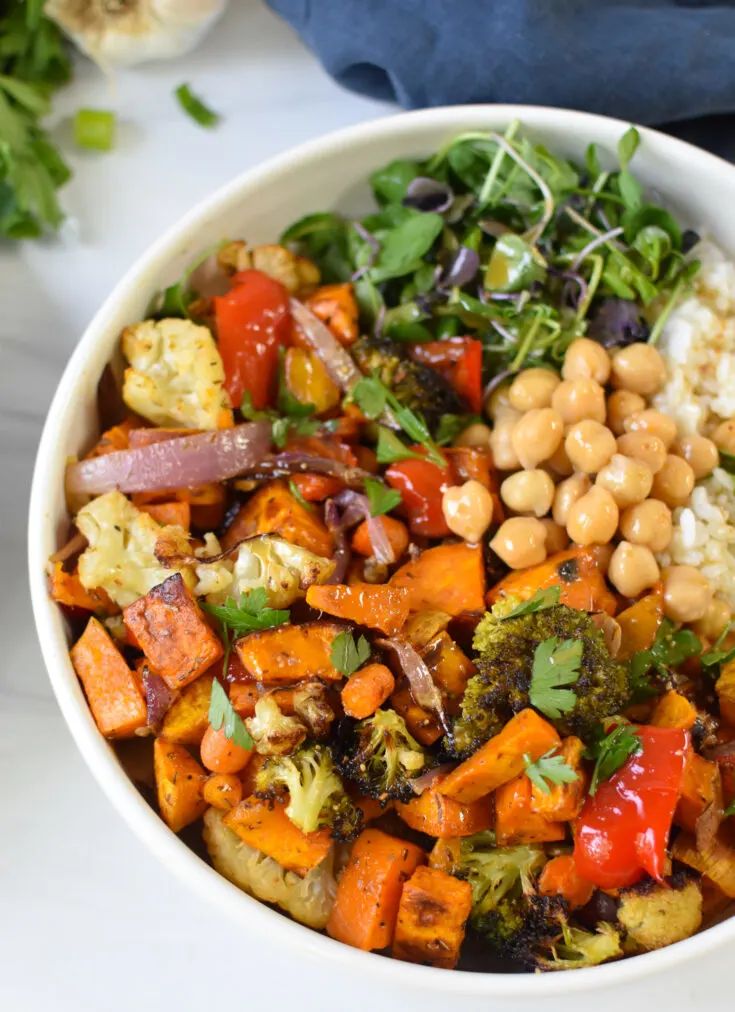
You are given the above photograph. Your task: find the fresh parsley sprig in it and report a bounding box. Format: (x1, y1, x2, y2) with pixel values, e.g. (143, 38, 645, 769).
(585, 723, 641, 796)
(351, 375, 446, 467)
(529, 637, 583, 720)
(502, 586, 561, 621)
(208, 679, 253, 750)
(701, 621, 735, 670)
(203, 588, 290, 636)
(629, 618, 701, 701)
(330, 630, 371, 676)
(524, 748, 578, 794)
(375, 426, 423, 465)
(364, 476, 402, 517)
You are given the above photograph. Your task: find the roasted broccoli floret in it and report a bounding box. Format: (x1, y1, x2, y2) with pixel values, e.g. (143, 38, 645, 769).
(534, 920, 623, 970)
(256, 744, 362, 841)
(337, 708, 429, 803)
(352, 336, 462, 428)
(450, 602, 629, 756)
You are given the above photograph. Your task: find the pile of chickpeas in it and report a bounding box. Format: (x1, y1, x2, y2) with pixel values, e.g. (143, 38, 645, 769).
(441, 337, 733, 639)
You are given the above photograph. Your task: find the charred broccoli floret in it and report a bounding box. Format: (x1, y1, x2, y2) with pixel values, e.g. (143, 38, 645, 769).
(255, 744, 362, 841)
(450, 602, 629, 756)
(352, 337, 462, 428)
(534, 920, 623, 970)
(337, 708, 429, 803)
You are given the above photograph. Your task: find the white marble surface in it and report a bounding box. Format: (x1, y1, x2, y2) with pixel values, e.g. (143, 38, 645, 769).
(0, 3, 730, 1009)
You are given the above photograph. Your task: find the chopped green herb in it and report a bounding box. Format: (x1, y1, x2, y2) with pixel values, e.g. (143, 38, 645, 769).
(434, 413, 481, 446)
(330, 630, 371, 677)
(203, 588, 289, 636)
(701, 621, 735, 669)
(586, 723, 642, 796)
(288, 479, 314, 512)
(351, 376, 387, 420)
(384, 388, 446, 467)
(375, 427, 423, 465)
(629, 619, 702, 701)
(524, 748, 579, 795)
(208, 679, 253, 750)
(529, 637, 583, 720)
(364, 476, 402, 517)
(502, 586, 561, 621)
(724, 799, 735, 818)
(73, 108, 115, 151)
(174, 83, 220, 128)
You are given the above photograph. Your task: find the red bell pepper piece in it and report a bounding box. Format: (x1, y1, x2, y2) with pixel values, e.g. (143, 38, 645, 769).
(385, 452, 452, 538)
(573, 725, 689, 889)
(213, 269, 291, 411)
(410, 337, 483, 413)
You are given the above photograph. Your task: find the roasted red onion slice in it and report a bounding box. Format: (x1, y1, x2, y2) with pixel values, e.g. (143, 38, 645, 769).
(333, 489, 395, 564)
(324, 498, 351, 584)
(409, 762, 456, 796)
(378, 637, 449, 733)
(290, 299, 363, 392)
(141, 667, 175, 732)
(65, 422, 271, 496)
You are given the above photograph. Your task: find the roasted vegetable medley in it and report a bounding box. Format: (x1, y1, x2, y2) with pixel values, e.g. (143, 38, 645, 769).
(51, 124, 735, 973)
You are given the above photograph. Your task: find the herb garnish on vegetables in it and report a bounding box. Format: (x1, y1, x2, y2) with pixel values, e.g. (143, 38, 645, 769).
(208, 678, 253, 750)
(330, 630, 371, 676)
(586, 724, 642, 796)
(529, 637, 583, 719)
(523, 748, 578, 794)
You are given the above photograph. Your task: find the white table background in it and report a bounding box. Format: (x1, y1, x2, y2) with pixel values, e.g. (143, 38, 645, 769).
(0, 3, 730, 1008)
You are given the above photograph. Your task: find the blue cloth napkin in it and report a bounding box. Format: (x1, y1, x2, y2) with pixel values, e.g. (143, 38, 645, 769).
(267, 0, 735, 152)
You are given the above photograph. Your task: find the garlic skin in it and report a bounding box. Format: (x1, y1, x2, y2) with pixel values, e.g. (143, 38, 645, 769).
(45, 0, 229, 68)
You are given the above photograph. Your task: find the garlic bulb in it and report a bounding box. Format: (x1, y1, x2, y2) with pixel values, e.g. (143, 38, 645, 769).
(44, 0, 229, 68)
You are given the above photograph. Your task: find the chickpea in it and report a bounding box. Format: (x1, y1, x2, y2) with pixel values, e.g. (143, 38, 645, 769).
(546, 440, 574, 477)
(623, 409, 677, 449)
(610, 342, 667, 395)
(713, 418, 735, 455)
(564, 420, 617, 474)
(562, 338, 611, 384)
(541, 518, 569, 554)
(485, 383, 516, 421)
(692, 597, 732, 641)
(607, 389, 646, 436)
(662, 565, 712, 623)
(608, 541, 661, 598)
(619, 498, 673, 552)
(508, 368, 560, 412)
(616, 432, 667, 474)
(442, 480, 494, 544)
(650, 454, 695, 508)
(489, 417, 521, 470)
(595, 453, 653, 508)
(500, 469, 555, 517)
(510, 408, 564, 469)
(551, 377, 606, 425)
(675, 434, 719, 480)
(489, 517, 547, 569)
(453, 422, 493, 448)
(566, 486, 619, 546)
(552, 472, 592, 526)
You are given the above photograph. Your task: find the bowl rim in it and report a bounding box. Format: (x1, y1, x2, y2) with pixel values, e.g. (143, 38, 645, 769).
(28, 102, 735, 997)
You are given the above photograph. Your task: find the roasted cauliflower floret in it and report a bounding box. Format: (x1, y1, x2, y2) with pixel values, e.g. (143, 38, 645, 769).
(121, 317, 232, 428)
(194, 534, 334, 608)
(203, 808, 336, 929)
(217, 241, 320, 294)
(617, 876, 702, 951)
(76, 491, 194, 607)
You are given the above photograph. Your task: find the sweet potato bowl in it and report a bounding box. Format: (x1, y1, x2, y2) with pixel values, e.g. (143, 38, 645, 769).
(28, 106, 735, 999)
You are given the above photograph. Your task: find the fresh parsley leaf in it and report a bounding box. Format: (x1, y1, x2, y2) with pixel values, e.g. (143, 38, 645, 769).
(241, 391, 275, 422)
(384, 389, 446, 467)
(330, 630, 371, 676)
(208, 679, 253, 750)
(351, 376, 387, 420)
(724, 799, 735, 818)
(203, 589, 289, 636)
(288, 479, 314, 512)
(701, 621, 735, 669)
(631, 619, 702, 680)
(364, 476, 402, 517)
(375, 426, 423, 465)
(502, 586, 561, 621)
(174, 83, 220, 128)
(586, 723, 641, 796)
(529, 637, 583, 720)
(271, 414, 319, 449)
(524, 748, 579, 795)
(277, 384, 316, 420)
(434, 413, 481, 446)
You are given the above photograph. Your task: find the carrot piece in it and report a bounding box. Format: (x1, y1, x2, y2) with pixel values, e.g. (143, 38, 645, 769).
(494, 775, 566, 846)
(390, 542, 486, 616)
(327, 828, 426, 950)
(221, 479, 334, 556)
(351, 516, 410, 560)
(306, 583, 410, 635)
(123, 573, 223, 690)
(538, 855, 595, 909)
(487, 545, 616, 615)
(675, 753, 721, 834)
(341, 663, 396, 719)
(229, 681, 260, 717)
(671, 831, 735, 898)
(138, 500, 191, 530)
(85, 417, 140, 457)
(530, 736, 587, 821)
(160, 673, 214, 745)
(200, 724, 253, 774)
(224, 796, 332, 875)
(305, 282, 359, 346)
(651, 689, 698, 731)
(153, 737, 208, 832)
(392, 865, 473, 969)
(289, 473, 344, 502)
(395, 779, 492, 838)
(616, 585, 664, 660)
(203, 773, 243, 811)
(235, 621, 344, 682)
(438, 709, 561, 804)
(716, 660, 735, 727)
(69, 617, 147, 738)
(352, 793, 391, 823)
(48, 562, 116, 614)
(390, 684, 442, 745)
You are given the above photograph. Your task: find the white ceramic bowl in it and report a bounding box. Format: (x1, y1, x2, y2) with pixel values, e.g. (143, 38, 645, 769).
(28, 105, 735, 999)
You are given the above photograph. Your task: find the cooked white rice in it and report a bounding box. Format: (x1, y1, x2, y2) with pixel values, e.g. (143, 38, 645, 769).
(654, 240, 735, 607)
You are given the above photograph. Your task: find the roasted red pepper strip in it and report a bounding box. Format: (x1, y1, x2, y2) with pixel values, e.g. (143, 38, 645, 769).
(213, 269, 291, 410)
(410, 337, 483, 413)
(573, 725, 689, 889)
(385, 451, 451, 538)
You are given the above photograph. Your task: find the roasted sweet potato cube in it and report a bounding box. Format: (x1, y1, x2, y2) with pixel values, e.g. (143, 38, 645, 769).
(221, 480, 333, 556)
(305, 583, 410, 635)
(390, 542, 485, 616)
(224, 796, 332, 875)
(235, 621, 344, 682)
(123, 573, 223, 690)
(153, 737, 208, 832)
(392, 865, 473, 969)
(160, 673, 214, 744)
(70, 617, 146, 738)
(487, 545, 617, 616)
(495, 775, 566, 846)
